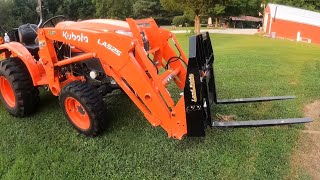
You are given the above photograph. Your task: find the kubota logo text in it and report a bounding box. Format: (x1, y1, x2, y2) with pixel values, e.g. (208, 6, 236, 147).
(97, 39, 122, 56)
(62, 31, 89, 43)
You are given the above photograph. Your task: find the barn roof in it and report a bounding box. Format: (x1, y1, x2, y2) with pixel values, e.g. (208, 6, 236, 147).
(267, 3, 320, 27)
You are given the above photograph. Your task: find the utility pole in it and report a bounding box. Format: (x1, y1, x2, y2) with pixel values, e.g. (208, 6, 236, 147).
(37, 0, 43, 27)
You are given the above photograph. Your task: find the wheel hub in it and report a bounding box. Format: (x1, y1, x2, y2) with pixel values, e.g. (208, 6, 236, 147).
(0, 76, 16, 108)
(77, 105, 85, 115)
(64, 97, 90, 130)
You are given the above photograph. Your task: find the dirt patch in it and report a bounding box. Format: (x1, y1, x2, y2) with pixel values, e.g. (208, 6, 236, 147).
(216, 114, 236, 122)
(303, 101, 320, 131)
(289, 80, 299, 85)
(289, 101, 320, 179)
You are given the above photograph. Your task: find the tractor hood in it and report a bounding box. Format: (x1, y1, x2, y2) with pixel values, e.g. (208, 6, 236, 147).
(56, 19, 131, 33)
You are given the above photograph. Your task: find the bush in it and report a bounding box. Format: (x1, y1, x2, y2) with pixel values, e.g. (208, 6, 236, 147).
(172, 16, 189, 27)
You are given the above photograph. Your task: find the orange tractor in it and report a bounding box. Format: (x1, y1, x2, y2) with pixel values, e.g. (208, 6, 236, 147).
(0, 1, 312, 139)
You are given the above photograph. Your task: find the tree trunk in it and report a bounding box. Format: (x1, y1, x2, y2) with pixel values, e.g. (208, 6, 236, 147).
(215, 18, 218, 28)
(194, 15, 200, 34)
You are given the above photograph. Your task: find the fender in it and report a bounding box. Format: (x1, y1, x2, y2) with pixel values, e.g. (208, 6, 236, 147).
(0, 42, 43, 85)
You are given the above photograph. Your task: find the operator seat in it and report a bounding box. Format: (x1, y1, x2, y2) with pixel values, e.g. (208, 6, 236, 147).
(18, 24, 39, 59)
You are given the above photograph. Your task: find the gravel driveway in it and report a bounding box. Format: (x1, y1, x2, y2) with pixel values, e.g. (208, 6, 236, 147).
(171, 28, 258, 35)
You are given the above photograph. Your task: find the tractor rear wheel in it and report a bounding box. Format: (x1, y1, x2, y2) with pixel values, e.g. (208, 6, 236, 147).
(59, 81, 106, 136)
(0, 57, 40, 117)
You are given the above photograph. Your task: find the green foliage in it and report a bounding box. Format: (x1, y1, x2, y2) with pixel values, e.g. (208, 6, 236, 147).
(172, 16, 188, 26)
(133, 0, 176, 25)
(12, 0, 39, 24)
(160, 0, 215, 33)
(0, 0, 39, 30)
(183, 8, 195, 21)
(160, 0, 182, 12)
(0, 0, 19, 30)
(57, 0, 96, 20)
(0, 0, 319, 32)
(267, 0, 320, 12)
(224, 0, 262, 16)
(92, 0, 135, 19)
(43, 0, 64, 18)
(133, 0, 159, 18)
(208, 3, 226, 23)
(161, 0, 211, 15)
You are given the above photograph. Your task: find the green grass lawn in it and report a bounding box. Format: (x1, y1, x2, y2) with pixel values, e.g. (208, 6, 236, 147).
(1, 34, 320, 179)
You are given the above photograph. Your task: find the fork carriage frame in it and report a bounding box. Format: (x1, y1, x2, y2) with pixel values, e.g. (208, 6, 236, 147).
(184, 32, 312, 137)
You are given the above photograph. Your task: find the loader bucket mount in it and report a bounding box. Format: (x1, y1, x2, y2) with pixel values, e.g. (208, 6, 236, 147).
(184, 32, 312, 137)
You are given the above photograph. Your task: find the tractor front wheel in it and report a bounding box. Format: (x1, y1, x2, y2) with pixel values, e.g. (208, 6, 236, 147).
(0, 58, 40, 117)
(59, 81, 106, 136)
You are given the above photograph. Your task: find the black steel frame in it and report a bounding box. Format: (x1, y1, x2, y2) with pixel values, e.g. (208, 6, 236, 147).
(184, 32, 312, 137)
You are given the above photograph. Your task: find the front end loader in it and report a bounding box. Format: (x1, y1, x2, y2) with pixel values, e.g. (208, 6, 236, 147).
(0, 10, 312, 139)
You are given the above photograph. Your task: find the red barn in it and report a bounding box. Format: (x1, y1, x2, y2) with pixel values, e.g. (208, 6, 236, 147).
(263, 4, 320, 44)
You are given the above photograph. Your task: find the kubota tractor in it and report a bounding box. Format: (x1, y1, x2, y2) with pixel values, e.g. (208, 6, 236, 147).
(0, 1, 312, 139)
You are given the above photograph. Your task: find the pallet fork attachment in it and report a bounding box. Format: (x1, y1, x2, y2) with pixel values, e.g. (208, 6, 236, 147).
(184, 32, 312, 137)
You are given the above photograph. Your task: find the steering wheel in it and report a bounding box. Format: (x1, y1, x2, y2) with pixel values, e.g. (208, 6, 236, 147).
(40, 15, 66, 28)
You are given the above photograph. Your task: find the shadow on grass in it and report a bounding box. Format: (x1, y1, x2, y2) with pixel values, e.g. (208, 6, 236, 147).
(100, 90, 138, 136)
(175, 137, 206, 149)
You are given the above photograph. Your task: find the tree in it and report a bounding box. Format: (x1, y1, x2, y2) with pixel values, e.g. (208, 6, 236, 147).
(224, 0, 262, 17)
(0, 0, 318, 34)
(12, 0, 38, 24)
(133, 0, 159, 18)
(43, 0, 64, 17)
(0, 0, 19, 31)
(267, 0, 320, 12)
(209, 4, 226, 28)
(161, 0, 213, 34)
(92, 0, 135, 19)
(57, 0, 96, 20)
(160, 0, 228, 34)
(133, 0, 176, 25)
